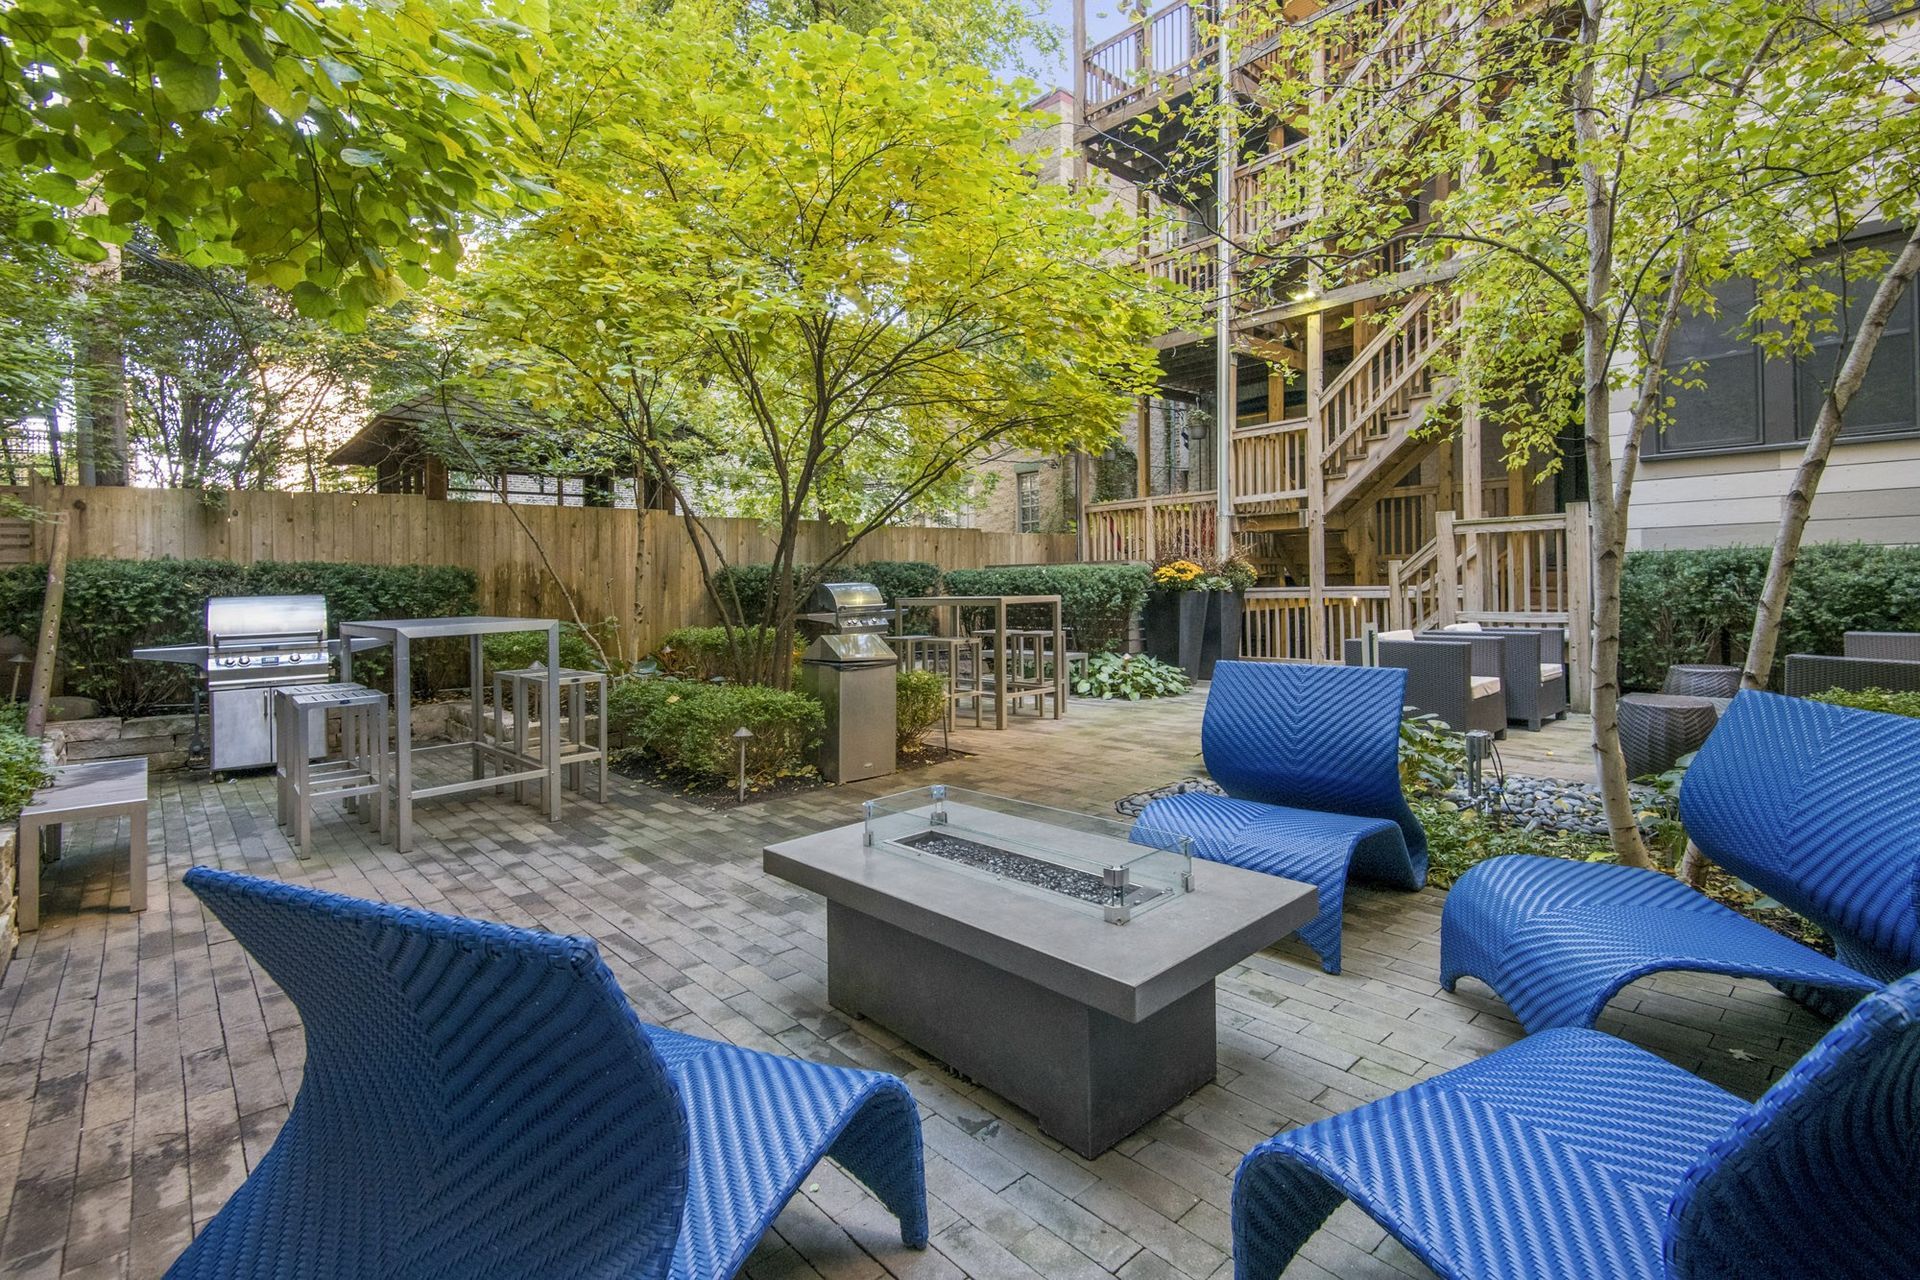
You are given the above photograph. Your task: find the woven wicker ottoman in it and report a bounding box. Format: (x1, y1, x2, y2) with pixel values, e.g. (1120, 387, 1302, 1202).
(1662, 663, 1743, 698)
(1619, 693, 1719, 777)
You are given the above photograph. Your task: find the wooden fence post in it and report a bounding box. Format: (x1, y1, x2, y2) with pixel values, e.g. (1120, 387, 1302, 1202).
(1434, 510, 1458, 627)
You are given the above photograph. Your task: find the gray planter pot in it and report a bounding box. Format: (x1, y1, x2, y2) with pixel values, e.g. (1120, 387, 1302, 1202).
(1143, 590, 1239, 680)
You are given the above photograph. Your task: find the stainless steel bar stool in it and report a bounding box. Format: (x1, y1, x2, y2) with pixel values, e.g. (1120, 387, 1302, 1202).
(900, 635, 984, 730)
(271, 680, 369, 831)
(495, 665, 609, 803)
(275, 684, 388, 854)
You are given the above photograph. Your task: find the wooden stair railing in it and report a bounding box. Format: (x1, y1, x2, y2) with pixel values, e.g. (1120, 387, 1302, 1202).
(1316, 291, 1459, 510)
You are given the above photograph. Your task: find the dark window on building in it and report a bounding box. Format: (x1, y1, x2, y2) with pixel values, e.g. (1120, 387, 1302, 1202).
(1016, 469, 1042, 533)
(1651, 232, 1920, 457)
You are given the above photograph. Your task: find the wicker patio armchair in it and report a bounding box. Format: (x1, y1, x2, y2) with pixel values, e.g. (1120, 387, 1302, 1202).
(1844, 630, 1920, 661)
(1230, 971, 1920, 1280)
(1436, 624, 1569, 731)
(1441, 690, 1917, 1034)
(1344, 634, 1507, 738)
(1783, 652, 1920, 697)
(167, 868, 929, 1280)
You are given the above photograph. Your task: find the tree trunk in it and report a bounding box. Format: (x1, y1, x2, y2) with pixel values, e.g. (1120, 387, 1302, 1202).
(1572, 0, 1653, 870)
(1742, 224, 1920, 692)
(24, 506, 71, 739)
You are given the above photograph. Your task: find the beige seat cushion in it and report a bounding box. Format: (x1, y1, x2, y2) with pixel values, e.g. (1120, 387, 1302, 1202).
(1540, 663, 1566, 682)
(1470, 675, 1503, 699)
(1379, 629, 1418, 643)
(1442, 622, 1484, 633)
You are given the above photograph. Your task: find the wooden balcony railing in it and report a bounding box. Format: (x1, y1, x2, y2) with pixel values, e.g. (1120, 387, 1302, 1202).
(1083, 0, 1221, 120)
(1145, 235, 1220, 307)
(1229, 142, 1311, 251)
(1229, 418, 1310, 507)
(1083, 492, 1219, 563)
(1241, 586, 1392, 662)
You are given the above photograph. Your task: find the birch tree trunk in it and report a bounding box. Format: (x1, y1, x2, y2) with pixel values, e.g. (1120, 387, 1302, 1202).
(1742, 223, 1920, 691)
(1572, 0, 1655, 869)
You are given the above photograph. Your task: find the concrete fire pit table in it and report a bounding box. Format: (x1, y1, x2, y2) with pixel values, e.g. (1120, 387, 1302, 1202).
(764, 787, 1317, 1157)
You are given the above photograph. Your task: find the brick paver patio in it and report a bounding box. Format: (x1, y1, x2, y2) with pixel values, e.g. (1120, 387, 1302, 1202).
(0, 689, 1830, 1279)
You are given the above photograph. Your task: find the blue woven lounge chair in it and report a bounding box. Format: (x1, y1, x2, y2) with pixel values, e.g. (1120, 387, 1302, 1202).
(167, 867, 928, 1280)
(1230, 970, 1920, 1280)
(1441, 690, 1919, 1031)
(1133, 662, 1426, 973)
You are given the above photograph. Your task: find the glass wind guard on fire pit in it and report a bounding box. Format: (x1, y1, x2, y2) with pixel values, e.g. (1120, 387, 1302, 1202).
(862, 786, 1193, 923)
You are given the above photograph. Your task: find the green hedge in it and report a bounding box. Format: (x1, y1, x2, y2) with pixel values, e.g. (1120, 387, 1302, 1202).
(707, 560, 942, 623)
(940, 563, 1151, 653)
(607, 678, 822, 782)
(1619, 543, 1920, 691)
(0, 558, 477, 714)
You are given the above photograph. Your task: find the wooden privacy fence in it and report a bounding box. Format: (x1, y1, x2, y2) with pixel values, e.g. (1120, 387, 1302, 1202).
(0, 483, 1076, 657)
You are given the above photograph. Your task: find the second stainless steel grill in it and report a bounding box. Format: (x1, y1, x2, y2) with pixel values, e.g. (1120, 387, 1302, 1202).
(799, 582, 898, 783)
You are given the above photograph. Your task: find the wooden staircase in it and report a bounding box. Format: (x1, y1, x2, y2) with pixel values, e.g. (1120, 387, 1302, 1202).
(1318, 289, 1460, 518)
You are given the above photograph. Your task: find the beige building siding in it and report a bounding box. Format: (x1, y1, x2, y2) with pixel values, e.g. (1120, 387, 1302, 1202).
(1610, 393, 1920, 550)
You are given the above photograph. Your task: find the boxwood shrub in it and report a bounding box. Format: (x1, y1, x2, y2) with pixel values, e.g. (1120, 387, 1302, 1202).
(0, 558, 477, 714)
(940, 563, 1151, 654)
(607, 677, 822, 782)
(653, 625, 789, 683)
(896, 669, 946, 751)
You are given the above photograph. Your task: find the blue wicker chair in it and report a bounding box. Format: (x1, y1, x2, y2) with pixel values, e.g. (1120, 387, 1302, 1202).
(1230, 970, 1920, 1280)
(1133, 661, 1426, 974)
(1440, 690, 1919, 1032)
(167, 868, 928, 1280)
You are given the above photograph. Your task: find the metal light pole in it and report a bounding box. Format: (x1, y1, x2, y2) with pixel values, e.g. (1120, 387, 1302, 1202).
(733, 726, 755, 802)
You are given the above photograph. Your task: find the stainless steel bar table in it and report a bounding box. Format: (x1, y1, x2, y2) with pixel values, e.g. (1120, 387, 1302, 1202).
(338, 616, 560, 852)
(898, 595, 1065, 730)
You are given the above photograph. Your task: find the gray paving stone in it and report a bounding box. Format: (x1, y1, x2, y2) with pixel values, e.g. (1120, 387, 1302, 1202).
(0, 691, 1829, 1278)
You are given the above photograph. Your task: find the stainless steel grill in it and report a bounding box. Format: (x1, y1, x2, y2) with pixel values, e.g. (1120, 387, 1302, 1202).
(134, 594, 369, 770)
(798, 582, 898, 783)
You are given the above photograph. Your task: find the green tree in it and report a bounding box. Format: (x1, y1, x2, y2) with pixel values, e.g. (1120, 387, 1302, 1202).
(0, 0, 548, 324)
(456, 10, 1177, 683)
(1154, 0, 1917, 867)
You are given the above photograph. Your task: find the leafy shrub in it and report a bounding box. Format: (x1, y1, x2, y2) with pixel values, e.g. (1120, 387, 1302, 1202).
(0, 558, 477, 713)
(607, 677, 822, 781)
(1619, 543, 1920, 691)
(941, 563, 1151, 653)
(1071, 652, 1190, 700)
(0, 718, 48, 825)
(896, 669, 946, 750)
(1809, 686, 1920, 719)
(654, 625, 789, 682)
(1399, 712, 1465, 793)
